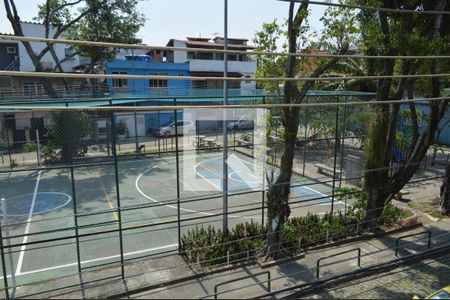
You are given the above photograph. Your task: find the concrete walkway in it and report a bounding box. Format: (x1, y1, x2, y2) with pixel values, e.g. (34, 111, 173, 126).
(20, 219, 450, 299)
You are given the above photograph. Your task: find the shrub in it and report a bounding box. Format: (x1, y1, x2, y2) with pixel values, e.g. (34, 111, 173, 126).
(180, 189, 410, 267)
(380, 204, 408, 226)
(180, 221, 265, 267)
(22, 142, 37, 153)
(41, 144, 59, 164)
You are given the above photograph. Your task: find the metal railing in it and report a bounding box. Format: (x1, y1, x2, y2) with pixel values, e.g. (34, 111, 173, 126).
(316, 248, 361, 279)
(395, 230, 432, 257)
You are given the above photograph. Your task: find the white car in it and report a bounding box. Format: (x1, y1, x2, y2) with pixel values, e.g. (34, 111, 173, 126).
(158, 120, 195, 137)
(227, 118, 254, 131)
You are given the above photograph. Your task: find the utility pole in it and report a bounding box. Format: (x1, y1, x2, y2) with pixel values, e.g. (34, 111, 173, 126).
(222, 0, 229, 232)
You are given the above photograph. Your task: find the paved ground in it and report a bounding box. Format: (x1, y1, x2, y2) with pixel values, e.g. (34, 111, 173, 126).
(0, 150, 341, 291)
(16, 219, 450, 299)
(1, 129, 448, 298)
(311, 253, 450, 299)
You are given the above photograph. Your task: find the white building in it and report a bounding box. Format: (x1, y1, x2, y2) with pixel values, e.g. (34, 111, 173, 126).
(153, 37, 257, 90)
(0, 21, 147, 96)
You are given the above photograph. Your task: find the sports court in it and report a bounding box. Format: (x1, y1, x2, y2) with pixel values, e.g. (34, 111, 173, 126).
(0, 151, 345, 286)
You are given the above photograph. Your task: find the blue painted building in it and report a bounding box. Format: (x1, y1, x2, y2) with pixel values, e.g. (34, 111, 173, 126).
(106, 55, 190, 95)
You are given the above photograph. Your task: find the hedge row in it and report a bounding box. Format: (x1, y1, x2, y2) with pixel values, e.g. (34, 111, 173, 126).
(180, 189, 409, 267)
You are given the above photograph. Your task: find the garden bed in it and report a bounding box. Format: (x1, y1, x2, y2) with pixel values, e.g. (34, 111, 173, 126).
(180, 189, 416, 269)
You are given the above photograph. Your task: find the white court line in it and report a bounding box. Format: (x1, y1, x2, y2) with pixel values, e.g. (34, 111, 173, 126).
(136, 159, 215, 217)
(192, 159, 222, 191)
(136, 156, 261, 219)
(2, 243, 178, 278)
(302, 185, 345, 206)
(0, 192, 72, 217)
(15, 170, 41, 276)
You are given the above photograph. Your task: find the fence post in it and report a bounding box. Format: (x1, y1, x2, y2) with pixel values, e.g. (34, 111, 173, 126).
(70, 167, 82, 275)
(339, 96, 347, 189)
(174, 98, 181, 250)
(110, 110, 125, 279)
(302, 106, 308, 176)
(1, 198, 15, 298)
(157, 111, 161, 157)
(36, 129, 41, 167)
(357, 248, 361, 267)
(5, 129, 12, 170)
(298, 237, 302, 251)
(134, 108, 139, 159)
(331, 96, 340, 214)
(227, 250, 230, 266)
(0, 212, 10, 300)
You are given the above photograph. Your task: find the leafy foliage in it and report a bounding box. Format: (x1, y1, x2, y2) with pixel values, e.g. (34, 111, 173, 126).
(66, 0, 145, 70)
(180, 221, 266, 267)
(180, 189, 408, 267)
(22, 142, 37, 153)
(46, 111, 94, 163)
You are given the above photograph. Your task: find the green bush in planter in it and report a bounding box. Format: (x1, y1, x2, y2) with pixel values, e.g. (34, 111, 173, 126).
(180, 221, 265, 267)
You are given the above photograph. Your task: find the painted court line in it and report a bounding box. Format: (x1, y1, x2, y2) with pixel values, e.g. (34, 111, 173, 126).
(97, 171, 119, 222)
(136, 156, 261, 219)
(15, 170, 41, 276)
(302, 185, 345, 206)
(136, 161, 215, 217)
(4, 243, 178, 278)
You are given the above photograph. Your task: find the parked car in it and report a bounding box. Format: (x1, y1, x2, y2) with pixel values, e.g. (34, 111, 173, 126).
(227, 117, 254, 131)
(157, 120, 195, 137)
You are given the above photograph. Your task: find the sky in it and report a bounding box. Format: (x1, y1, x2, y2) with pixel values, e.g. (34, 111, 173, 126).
(0, 0, 326, 46)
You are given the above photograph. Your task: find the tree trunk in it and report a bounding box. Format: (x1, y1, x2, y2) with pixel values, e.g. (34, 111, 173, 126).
(4, 0, 57, 97)
(363, 109, 391, 230)
(259, 0, 345, 260)
(440, 162, 450, 215)
(363, 0, 448, 229)
(263, 118, 298, 259)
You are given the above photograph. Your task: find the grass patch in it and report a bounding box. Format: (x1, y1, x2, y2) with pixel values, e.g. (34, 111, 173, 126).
(401, 209, 414, 218)
(407, 201, 435, 212)
(429, 211, 446, 220)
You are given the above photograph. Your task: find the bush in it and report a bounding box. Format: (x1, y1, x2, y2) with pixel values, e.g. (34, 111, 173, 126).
(282, 209, 364, 253)
(180, 189, 410, 267)
(22, 142, 37, 153)
(41, 144, 59, 164)
(380, 204, 409, 226)
(180, 221, 265, 267)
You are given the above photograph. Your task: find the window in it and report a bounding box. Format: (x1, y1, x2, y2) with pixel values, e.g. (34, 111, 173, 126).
(187, 52, 197, 59)
(112, 72, 128, 87)
(227, 54, 237, 61)
(197, 52, 213, 60)
(149, 73, 168, 88)
(22, 81, 45, 96)
(6, 47, 16, 54)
